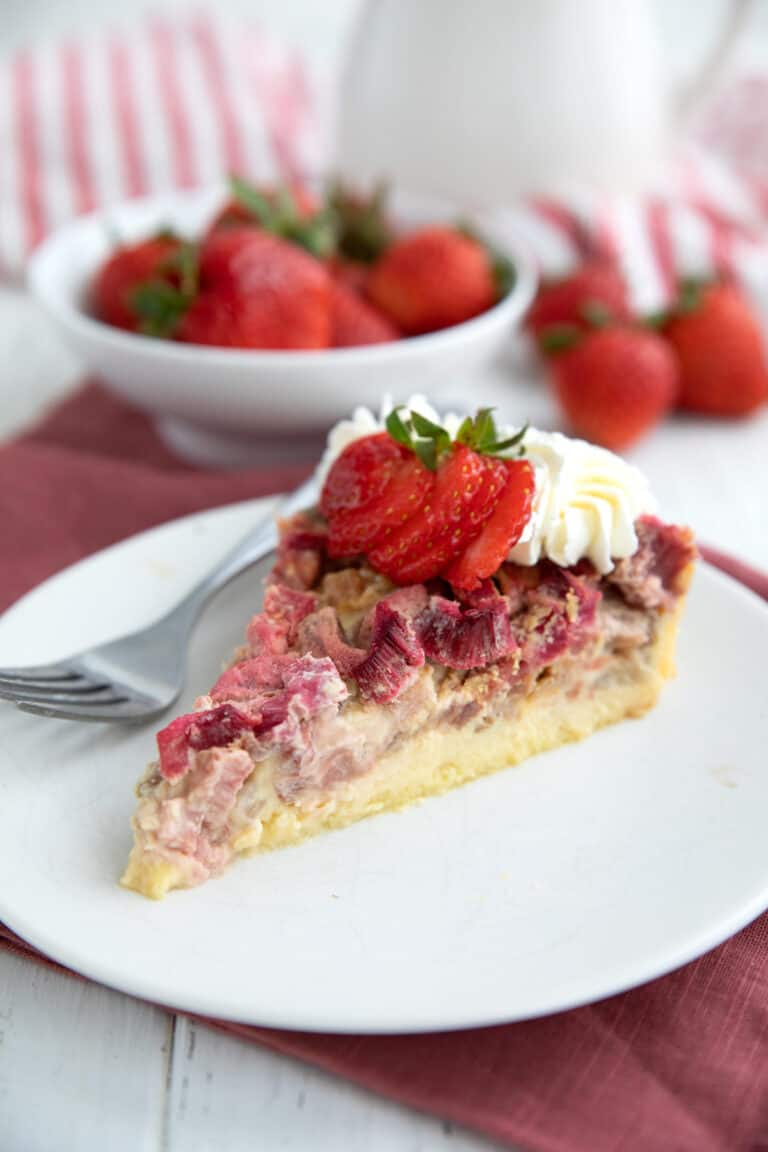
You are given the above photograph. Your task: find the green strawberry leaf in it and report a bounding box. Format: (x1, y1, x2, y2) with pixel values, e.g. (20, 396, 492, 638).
(676, 277, 707, 314)
(490, 249, 516, 299)
(455, 415, 475, 445)
(538, 323, 582, 354)
(386, 405, 527, 466)
(159, 240, 199, 297)
(580, 299, 612, 328)
(412, 439, 438, 472)
(471, 407, 497, 449)
(642, 309, 669, 330)
(385, 407, 415, 449)
(456, 220, 516, 300)
(229, 176, 276, 227)
(287, 208, 338, 259)
(228, 175, 339, 259)
(327, 180, 393, 263)
(410, 410, 451, 452)
(482, 422, 529, 456)
(131, 281, 191, 338)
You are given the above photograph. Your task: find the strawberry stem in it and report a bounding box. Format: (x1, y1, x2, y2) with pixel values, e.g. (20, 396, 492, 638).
(580, 299, 613, 327)
(327, 180, 393, 263)
(131, 281, 192, 338)
(538, 323, 582, 353)
(385, 406, 528, 470)
(228, 175, 338, 259)
(229, 176, 276, 227)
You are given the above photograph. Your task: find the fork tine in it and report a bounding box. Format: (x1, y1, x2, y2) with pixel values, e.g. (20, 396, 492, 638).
(3, 689, 132, 710)
(0, 678, 110, 699)
(18, 697, 161, 722)
(0, 663, 77, 682)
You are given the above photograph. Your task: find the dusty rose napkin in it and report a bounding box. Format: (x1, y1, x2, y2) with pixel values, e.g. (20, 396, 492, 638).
(2, 384, 768, 1152)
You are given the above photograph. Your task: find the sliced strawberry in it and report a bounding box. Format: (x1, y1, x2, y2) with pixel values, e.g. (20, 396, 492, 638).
(320, 432, 406, 519)
(326, 454, 434, 559)
(369, 444, 502, 584)
(446, 460, 535, 591)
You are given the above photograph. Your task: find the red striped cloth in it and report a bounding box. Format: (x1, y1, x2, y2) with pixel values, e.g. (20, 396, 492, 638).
(3, 15, 768, 315)
(0, 14, 318, 277)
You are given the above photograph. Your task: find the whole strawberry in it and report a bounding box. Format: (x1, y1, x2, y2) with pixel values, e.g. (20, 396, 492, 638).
(92, 234, 183, 331)
(367, 227, 497, 335)
(550, 327, 678, 450)
(662, 282, 768, 417)
(526, 260, 630, 344)
(329, 281, 399, 347)
(177, 228, 331, 349)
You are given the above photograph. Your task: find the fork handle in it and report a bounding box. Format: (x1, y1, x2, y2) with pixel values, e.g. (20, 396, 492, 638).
(162, 474, 319, 630)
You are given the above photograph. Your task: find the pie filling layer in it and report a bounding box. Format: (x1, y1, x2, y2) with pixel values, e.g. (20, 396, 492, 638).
(122, 514, 695, 899)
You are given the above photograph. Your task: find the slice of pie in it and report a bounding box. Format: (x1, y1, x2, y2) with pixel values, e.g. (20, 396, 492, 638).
(122, 404, 696, 898)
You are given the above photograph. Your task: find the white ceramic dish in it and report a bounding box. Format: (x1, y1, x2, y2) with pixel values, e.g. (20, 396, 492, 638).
(1, 499, 767, 1033)
(27, 187, 537, 442)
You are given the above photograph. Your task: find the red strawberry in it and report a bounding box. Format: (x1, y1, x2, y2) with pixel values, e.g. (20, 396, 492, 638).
(322, 408, 532, 586)
(326, 455, 435, 559)
(91, 234, 182, 331)
(320, 432, 405, 518)
(662, 282, 768, 417)
(174, 289, 242, 347)
(550, 326, 678, 450)
(526, 260, 630, 344)
(330, 281, 399, 346)
(445, 460, 535, 590)
(368, 445, 508, 584)
(327, 256, 370, 295)
(367, 227, 497, 335)
(178, 229, 331, 349)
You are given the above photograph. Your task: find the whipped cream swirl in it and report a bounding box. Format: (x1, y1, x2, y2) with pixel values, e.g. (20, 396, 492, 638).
(507, 429, 655, 573)
(316, 400, 656, 574)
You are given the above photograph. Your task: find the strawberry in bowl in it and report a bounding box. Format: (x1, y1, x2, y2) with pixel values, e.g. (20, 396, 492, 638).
(85, 178, 516, 351)
(29, 183, 536, 443)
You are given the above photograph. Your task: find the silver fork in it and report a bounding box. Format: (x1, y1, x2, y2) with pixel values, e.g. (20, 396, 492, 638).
(0, 475, 318, 723)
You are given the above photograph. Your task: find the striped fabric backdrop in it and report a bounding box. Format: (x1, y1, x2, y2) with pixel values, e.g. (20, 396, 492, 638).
(2, 14, 768, 313)
(0, 14, 318, 278)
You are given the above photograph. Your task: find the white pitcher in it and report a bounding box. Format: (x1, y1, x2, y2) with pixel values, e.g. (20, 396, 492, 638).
(335, 0, 751, 203)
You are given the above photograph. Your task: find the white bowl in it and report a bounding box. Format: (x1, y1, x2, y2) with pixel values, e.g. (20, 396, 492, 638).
(27, 186, 537, 447)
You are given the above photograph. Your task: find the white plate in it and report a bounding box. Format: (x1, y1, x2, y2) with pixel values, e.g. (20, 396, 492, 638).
(0, 499, 767, 1034)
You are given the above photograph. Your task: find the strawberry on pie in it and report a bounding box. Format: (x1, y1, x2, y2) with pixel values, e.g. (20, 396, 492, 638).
(122, 401, 696, 899)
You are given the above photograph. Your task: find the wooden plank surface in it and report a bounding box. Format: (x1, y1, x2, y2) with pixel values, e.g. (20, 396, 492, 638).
(164, 1016, 500, 1151)
(0, 952, 169, 1152)
(0, 953, 506, 1152)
